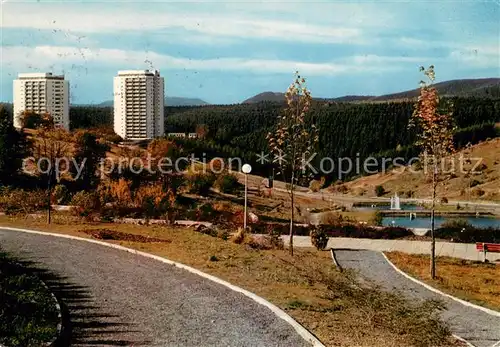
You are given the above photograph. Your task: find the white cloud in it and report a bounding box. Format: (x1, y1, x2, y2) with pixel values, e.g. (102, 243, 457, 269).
(2, 45, 395, 76)
(352, 55, 433, 64)
(2, 4, 362, 44)
(3, 44, 496, 82)
(450, 47, 500, 68)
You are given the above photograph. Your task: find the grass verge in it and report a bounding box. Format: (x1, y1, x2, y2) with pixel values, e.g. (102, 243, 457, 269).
(0, 251, 59, 347)
(385, 251, 500, 312)
(0, 214, 460, 346)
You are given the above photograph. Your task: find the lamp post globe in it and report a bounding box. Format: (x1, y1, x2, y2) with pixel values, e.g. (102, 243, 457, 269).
(242, 164, 252, 174)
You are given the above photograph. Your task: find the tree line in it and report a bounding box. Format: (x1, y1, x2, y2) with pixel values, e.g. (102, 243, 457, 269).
(2, 96, 499, 182)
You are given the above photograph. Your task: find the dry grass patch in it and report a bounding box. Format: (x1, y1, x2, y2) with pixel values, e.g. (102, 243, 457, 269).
(0, 215, 459, 346)
(342, 138, 500, 202)
(386, 251, 500, 311)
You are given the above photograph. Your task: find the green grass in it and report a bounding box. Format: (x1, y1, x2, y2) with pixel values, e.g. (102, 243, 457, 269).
(0, 252, 59, 347)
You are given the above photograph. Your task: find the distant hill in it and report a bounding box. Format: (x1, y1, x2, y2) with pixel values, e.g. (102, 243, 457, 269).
(243, 78, 500, 104)
(243, 92, 287, 104)
(98, 97, 209, 107)
(243, 92, 375, 104)
(165, 97, 209, 106)
(371, 78, 500, 101)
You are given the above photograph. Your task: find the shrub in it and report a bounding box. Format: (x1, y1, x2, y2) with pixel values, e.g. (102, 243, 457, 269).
(245, 235, 274, 250)
(411, 160, 423, 171)
(470, 179, 482, 187)
(20, 111, 54, 129)
(440, 197, 448, 204)
(70, 191, 100, 217)
(476, 163, 488, 172)
(214, 173, 240, 194)
(240, 226, 284, 250)
(440, 219, 472, 230)
(106, 134, 123, 144)
(435, 220, 500, 243)
(354, 187, 367, 196)
(337, 184, 349, 194)
(309, 179, 323, 192)
(266, 225, 285, 250)
(213, 201, 232, 212)
(375, 185, 386, 197)
(134, 184, 175, 218)
(471, 187, 485, 197)
(370, 211, 384, 226)
(217, 229, 230, 241)
(320, 212, 344, 226)
(310, 226, 329, 250)
(231, 228, 248, 244)
(186, 171, 216, 196)
(209, 158, 224, 172)
(321, 224, 412, 239)
(52, 184, 69, 205)
(0, 188, 47, 214)
(194, 225, 218, 237)
(99, 178, 133, 206)
(195, 202, 217, 221)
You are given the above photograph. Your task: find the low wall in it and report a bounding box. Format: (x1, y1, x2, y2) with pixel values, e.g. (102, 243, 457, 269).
(288, 236, 500, 262)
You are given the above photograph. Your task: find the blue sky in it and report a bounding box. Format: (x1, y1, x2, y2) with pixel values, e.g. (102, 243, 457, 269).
(1, 0, 499, 104)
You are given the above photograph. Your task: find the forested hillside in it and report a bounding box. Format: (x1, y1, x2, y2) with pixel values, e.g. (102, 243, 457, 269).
(370, 78, 500, 101)
(3, 95, 500, 182)
(164, 97, 500, 157)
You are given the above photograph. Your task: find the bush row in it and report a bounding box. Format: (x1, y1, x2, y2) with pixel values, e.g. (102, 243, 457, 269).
(250, 222, 412, 239)
(436, 219, 500, 243)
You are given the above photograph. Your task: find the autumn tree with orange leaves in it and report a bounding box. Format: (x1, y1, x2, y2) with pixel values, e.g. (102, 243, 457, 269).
(410, 65, 455, 279)
(267, 72, 318, 255)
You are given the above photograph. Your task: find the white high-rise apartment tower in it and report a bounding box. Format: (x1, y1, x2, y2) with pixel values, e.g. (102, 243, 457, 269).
(113, 70, 165, 140)
(13, 73, 70, 130)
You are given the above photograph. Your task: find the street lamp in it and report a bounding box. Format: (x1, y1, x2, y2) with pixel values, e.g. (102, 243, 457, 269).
(242, 164, 252, 230)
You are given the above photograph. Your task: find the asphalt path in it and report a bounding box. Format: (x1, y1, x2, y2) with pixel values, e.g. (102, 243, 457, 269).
(334, 249, 500, 347)
(0, 228, 311, 347)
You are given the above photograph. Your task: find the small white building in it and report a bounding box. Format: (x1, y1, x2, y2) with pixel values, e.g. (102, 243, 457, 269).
(113, 70, 165, 140)
(13, 72, 70, 130)
(168, 133, 186, 138)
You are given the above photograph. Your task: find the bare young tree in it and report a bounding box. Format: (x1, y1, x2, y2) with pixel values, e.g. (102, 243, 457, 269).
(267, 72, 319, 255)
(410, 65, 455, 279)
(31, 126, 73, 224)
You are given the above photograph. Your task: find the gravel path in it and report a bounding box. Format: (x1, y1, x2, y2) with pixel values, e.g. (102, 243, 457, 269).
(0, 228, 311, 347)
(334, 249, 500, 347)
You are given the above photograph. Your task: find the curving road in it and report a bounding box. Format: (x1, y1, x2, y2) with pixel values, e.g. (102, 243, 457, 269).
(0, 228, 311, 347)
(334, 249, 500, 347)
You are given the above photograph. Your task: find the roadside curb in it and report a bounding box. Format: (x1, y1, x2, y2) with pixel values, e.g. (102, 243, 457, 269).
(380, 252, 500, 318)
(381, 251, 500, 347)
(39, 279, 63, 347)
(329, 249, 342, 271)
(452, 334, 475, 347)
(0, 226, 325, 347)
